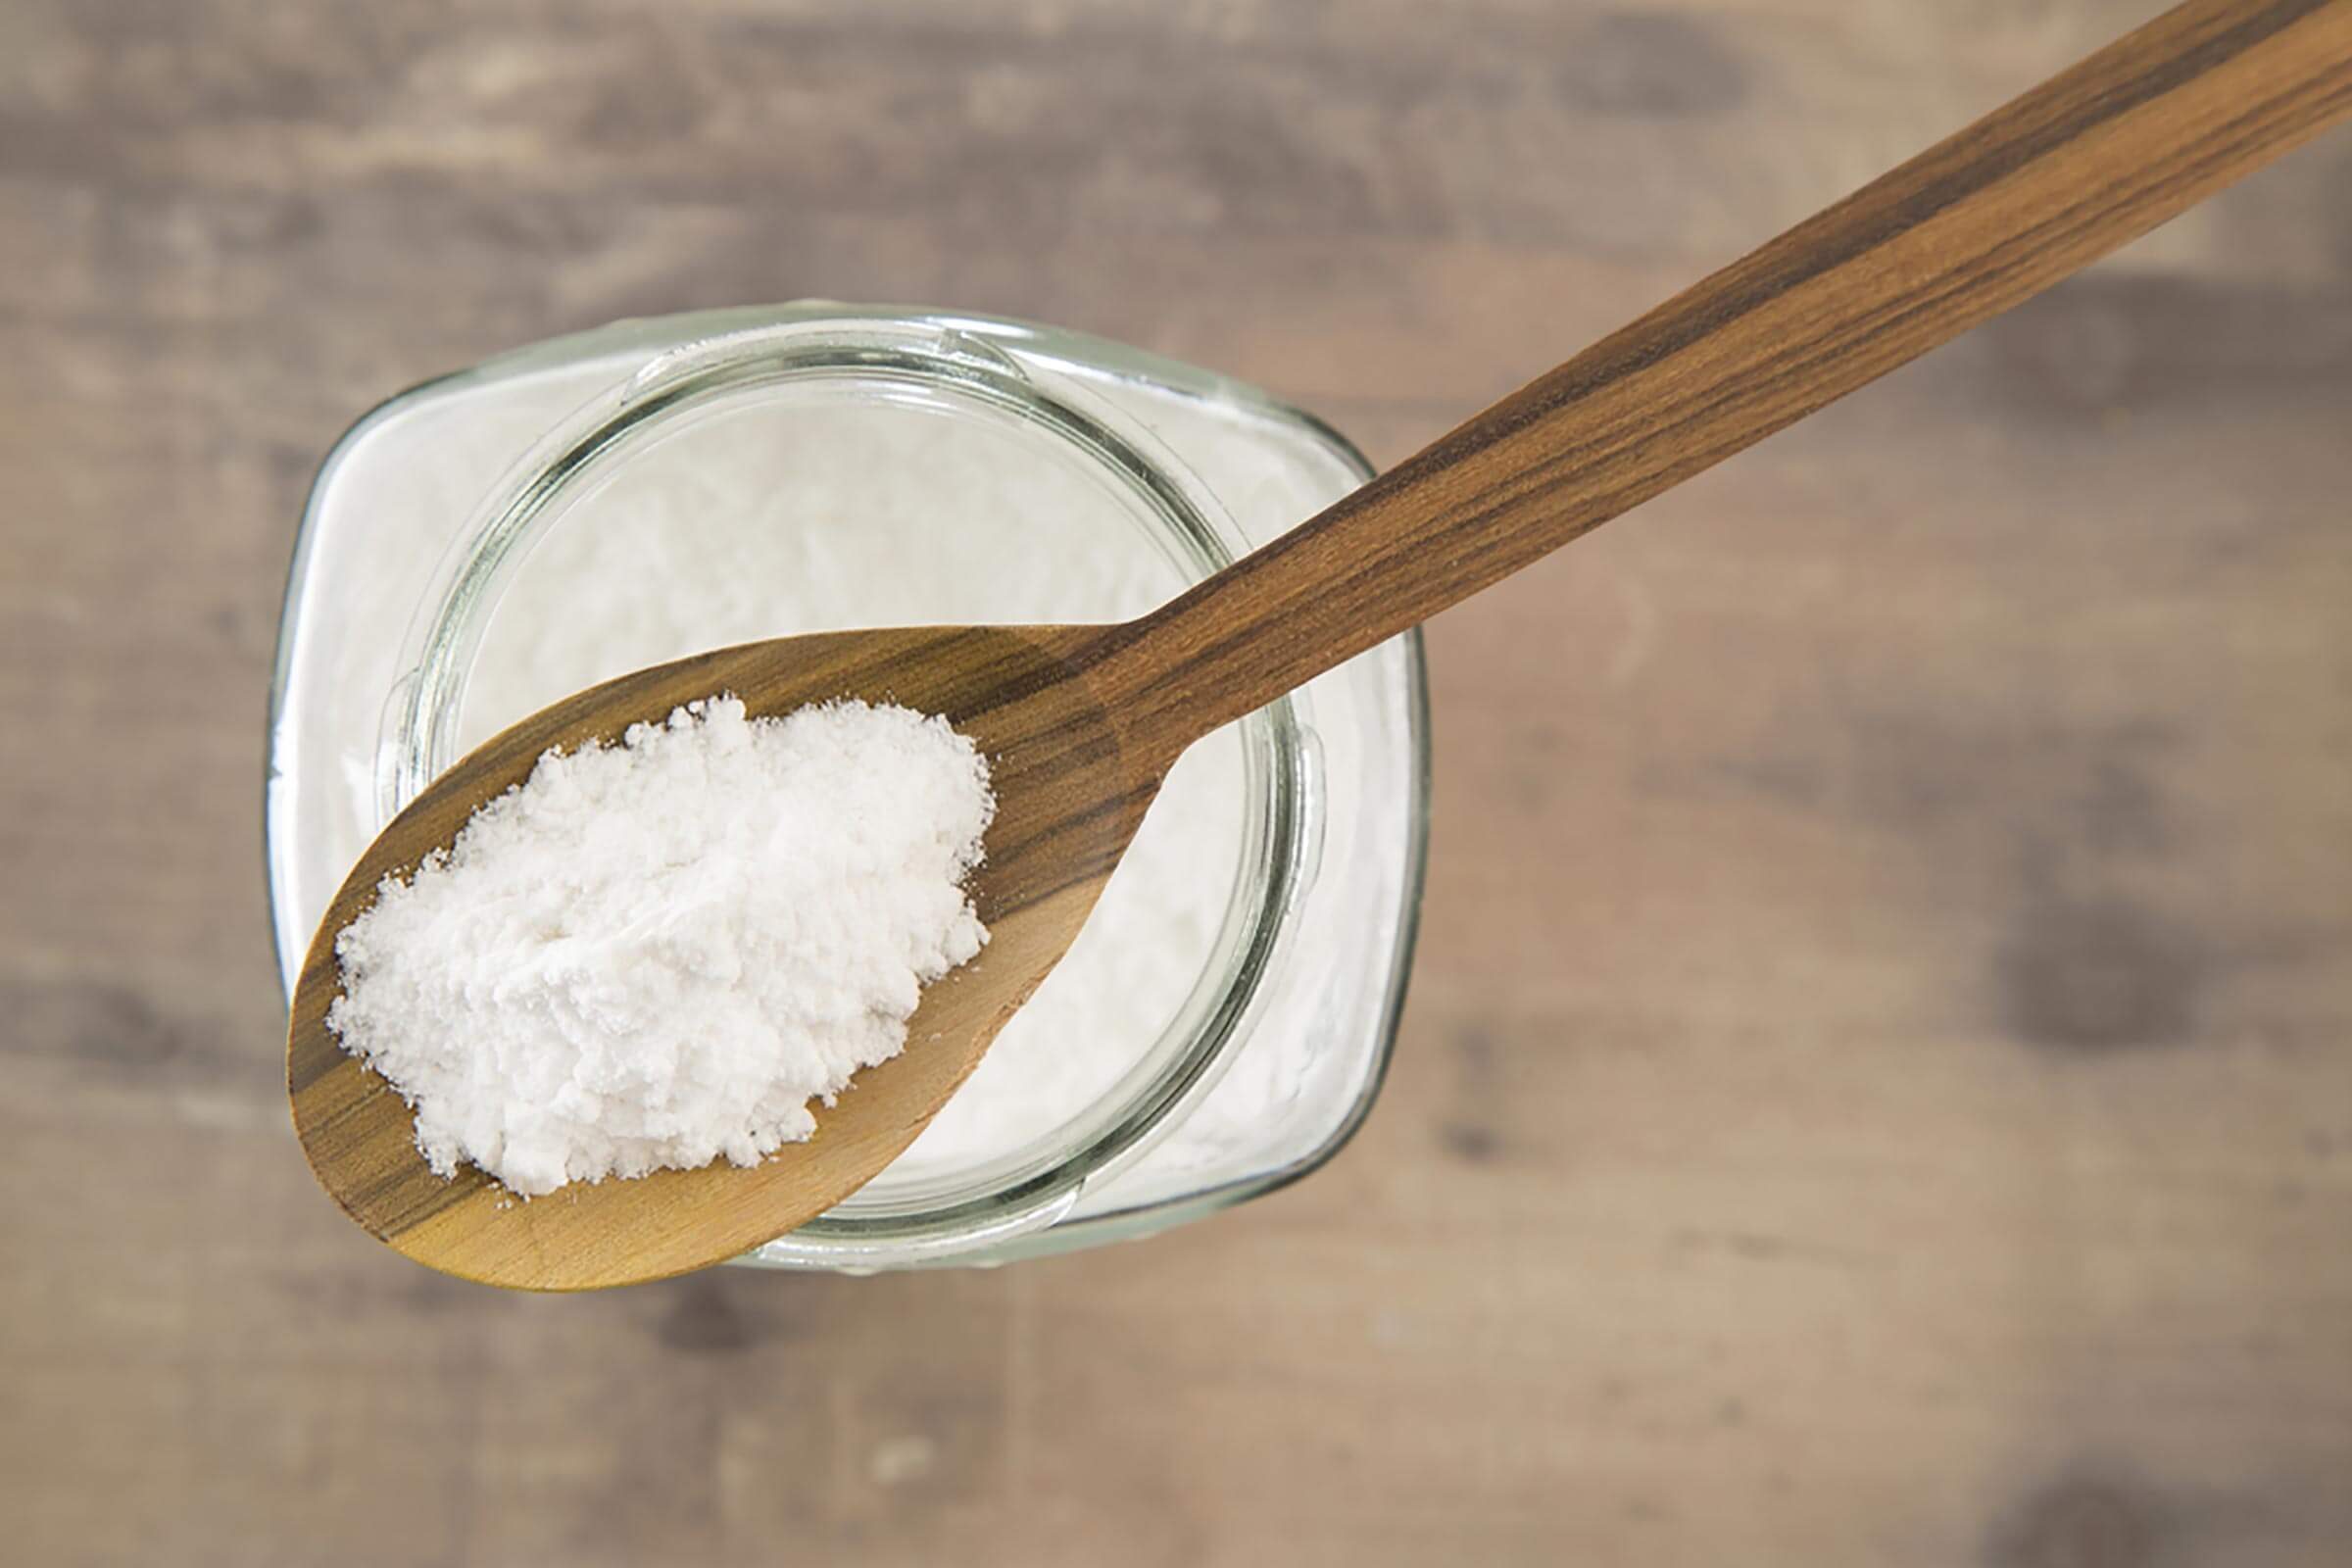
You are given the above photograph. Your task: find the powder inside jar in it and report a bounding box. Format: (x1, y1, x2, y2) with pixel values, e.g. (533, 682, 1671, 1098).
(463, 404, 1251, 1175)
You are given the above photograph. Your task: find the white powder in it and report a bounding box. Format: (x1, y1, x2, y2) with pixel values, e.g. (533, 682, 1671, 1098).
(463, 405, 1250, 1177)
(325, 696, 994, 1197)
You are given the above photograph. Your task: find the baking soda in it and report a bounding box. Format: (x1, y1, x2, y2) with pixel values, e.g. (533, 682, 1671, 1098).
(463, 406, 1250, 1173)
(325, 696, 994, 1196)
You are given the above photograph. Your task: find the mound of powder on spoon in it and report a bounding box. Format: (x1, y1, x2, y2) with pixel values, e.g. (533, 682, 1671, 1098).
(324, 695, 995, 1197)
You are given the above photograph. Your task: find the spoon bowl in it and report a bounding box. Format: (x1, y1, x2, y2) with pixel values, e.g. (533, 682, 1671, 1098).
(288, 623, 1159, 1289)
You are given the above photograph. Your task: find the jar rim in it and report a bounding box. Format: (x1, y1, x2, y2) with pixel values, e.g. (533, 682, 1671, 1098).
(380, 311, 1312, 1259)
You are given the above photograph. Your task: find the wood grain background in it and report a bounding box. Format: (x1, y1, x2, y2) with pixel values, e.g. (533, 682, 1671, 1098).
(2, 1, 2347, 1563)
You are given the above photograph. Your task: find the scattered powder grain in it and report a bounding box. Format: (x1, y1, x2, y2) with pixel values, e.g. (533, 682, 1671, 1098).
(325, 696, 994, 1197)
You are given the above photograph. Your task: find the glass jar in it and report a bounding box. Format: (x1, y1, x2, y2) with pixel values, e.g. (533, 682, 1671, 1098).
(268, 304, 1429, 1270)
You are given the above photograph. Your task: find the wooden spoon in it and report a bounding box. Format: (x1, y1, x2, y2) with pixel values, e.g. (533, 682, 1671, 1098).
(291, 0, 2352, 1289)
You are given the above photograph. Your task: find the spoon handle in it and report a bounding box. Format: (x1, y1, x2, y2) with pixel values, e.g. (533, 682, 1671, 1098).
(1097, 0, 2352, 760)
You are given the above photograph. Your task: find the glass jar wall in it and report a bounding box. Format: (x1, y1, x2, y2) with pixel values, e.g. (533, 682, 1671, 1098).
(269, 305, 1428, 1270)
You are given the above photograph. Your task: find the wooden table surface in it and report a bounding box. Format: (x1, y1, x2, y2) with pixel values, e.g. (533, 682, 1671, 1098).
(4, 2, 2348, 1563)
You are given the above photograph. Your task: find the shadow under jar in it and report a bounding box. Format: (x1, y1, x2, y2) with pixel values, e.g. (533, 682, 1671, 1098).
(269, 305, 1429, 1271)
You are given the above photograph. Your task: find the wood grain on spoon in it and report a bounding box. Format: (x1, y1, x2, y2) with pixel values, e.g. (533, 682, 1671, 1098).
(289, 0, 2352, 1290)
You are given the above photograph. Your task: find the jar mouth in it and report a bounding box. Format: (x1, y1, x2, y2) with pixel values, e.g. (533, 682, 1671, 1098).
(381, 312, 1311, 1258)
